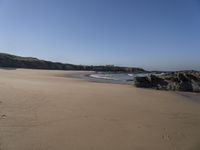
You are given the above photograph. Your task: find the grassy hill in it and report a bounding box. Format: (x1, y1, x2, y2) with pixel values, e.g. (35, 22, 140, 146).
(0, 53, 145, 73)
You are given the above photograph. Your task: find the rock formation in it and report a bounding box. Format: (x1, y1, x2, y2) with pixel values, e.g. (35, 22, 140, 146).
(134, 71, 200, 92)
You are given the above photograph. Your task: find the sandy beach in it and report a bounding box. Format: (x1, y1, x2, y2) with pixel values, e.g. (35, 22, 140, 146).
(0, 69, 200, 150)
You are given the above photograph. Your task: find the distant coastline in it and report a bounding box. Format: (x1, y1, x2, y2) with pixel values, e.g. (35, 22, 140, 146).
(0, 53, 145, 73)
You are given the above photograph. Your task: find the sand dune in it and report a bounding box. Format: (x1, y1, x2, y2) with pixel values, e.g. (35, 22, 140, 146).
(0, 69, 199, 150)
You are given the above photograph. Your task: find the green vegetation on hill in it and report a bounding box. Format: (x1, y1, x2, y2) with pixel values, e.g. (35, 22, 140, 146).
(0, 53, 145, 73)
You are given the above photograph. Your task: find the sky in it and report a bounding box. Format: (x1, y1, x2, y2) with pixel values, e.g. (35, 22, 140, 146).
(0, 0, 200, 71)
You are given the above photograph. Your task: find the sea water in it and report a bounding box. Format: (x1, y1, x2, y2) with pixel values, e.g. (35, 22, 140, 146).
(90, 72, 148, 82)
(66, 72, 161, 84)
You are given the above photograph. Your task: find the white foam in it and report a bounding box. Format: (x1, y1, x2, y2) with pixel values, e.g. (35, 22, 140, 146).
(90, 74, 119, 80)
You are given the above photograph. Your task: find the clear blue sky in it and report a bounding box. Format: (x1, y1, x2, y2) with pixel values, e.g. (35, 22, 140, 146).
(0, 0, 199, 71)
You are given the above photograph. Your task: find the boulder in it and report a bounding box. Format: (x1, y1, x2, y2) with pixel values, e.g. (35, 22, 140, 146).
(134, 75, 167, 89)
(134, 72, 200, 92)
(134, 76, 151, 88)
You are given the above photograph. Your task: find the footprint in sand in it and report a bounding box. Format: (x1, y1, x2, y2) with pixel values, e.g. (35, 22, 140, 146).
(1, 114, 7, 119)
(162, 134, 171, 141)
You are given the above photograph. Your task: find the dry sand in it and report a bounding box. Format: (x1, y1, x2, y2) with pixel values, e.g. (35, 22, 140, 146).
(0, 69, 200, 150)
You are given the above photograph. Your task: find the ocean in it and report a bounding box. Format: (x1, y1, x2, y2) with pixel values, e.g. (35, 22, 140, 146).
(90, 72, 147, 82)
(66, 72, 158, 84)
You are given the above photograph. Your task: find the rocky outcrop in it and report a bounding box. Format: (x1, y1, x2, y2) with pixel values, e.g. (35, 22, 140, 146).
(134, 75, 168, 89)
(134, 71, 200, 92)
(0, 53, 145, 73)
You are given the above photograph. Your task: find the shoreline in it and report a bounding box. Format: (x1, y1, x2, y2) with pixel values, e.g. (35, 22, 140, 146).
(65, 71, 200, 103)
(65, 71, 134, 85)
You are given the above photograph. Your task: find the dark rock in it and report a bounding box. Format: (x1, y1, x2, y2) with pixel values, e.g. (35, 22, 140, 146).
(134, 76, 151, 88)
(134, 72, 200, 92)
(134, 75, 168, 89)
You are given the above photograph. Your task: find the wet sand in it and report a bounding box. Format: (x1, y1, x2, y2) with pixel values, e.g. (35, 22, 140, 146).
(0, 69, 200, 150)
